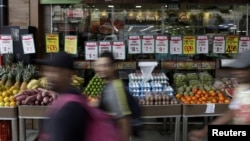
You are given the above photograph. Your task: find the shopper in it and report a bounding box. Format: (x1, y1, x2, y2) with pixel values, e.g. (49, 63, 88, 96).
(36, 51, 88, 141)
(94, 51, 132, 141)
(189, 50, 250, 141)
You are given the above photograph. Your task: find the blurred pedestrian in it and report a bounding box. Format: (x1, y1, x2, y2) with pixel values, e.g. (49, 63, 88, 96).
(189, 50, 250, 141)
(94, 51, 132, 141)
(36, 51, 88, 141)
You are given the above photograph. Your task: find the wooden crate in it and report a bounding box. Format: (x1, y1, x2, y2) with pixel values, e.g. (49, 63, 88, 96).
(18, 106, 49, 118)
(0, 107, 18, 118)
(182, 104, 229, 116)
(142, 104, 182, 117)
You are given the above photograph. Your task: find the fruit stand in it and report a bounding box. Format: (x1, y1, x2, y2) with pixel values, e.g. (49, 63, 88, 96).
(0, 107, 18, 141)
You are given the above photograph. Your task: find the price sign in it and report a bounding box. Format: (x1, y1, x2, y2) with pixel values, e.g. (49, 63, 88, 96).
(128, 36, 141, 54)
(170, 36, 182, 54)
(45, 34, 59, 53)
(112, 41, 125, 60)
(85, 42, 98, 60)
(183, 36, 196, 54)
(142, 35, 154, 53)
(196, 36, 208, 54)
(239, 36, 250, 53)
(225, 36, 239, 54)
(21, 34, 36, 54)
(0, 35, 13, 54)
(213, 36, 225, 54)
(99, 41, 112, 55)
(155, 36, 168, 53)
(64, 35, 77, 54)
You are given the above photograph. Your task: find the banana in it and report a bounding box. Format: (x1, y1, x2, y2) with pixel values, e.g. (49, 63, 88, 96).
(31, 84, 39, 89)
(27, 79, 40, 89)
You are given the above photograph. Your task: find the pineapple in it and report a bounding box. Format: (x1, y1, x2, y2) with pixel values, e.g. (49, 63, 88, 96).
(3, 53, 14, 68)
(5, 69, 14, 89)
(1, 68, 8, 86)
(20, 65, 36, 90)
(14, 69, 23, 90)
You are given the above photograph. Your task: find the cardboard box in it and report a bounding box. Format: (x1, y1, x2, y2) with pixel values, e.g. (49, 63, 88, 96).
(0, 107, 18, 118)
(18, 106, 49, 118)
(142, 104, 182, 117)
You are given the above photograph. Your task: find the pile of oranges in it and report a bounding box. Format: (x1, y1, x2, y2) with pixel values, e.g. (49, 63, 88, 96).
(175, 88, 231, 104)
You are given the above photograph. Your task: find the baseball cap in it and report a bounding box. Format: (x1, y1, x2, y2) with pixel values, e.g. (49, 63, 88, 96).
(227, 50, 250, 68)
(34, 51, 74, 70)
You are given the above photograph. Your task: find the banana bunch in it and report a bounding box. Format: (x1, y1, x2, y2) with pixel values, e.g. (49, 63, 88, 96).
(39, 77, 48, 88)
(27, 79, 40, 89)
(71, 75, 84, 88)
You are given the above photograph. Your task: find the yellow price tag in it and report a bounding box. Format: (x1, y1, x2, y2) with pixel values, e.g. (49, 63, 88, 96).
(46, 34, 59, 53)
(183, 36, 196, 54)
(225, 36, 239, 54)
(64, 35, 77, 54)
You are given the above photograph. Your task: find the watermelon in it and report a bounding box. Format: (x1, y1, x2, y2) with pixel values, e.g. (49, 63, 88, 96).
(225, 88, 234, 97)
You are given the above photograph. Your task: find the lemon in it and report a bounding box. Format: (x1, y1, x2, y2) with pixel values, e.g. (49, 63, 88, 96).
(4, 102, 10, 107)
(9, 96, 15, 102)
(0, 96, 3, 102)
(0, 102, 4, 107)
(10, 101, 16, 107)
(3, 97, 9, 103)
(12, 90, 19, 95)
(2, 91, 8, 97)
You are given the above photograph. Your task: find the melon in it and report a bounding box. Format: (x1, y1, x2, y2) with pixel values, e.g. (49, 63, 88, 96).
(225, 88, 234, 97)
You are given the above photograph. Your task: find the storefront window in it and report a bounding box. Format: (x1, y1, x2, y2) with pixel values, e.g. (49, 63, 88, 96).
(46, 3, 249, 59)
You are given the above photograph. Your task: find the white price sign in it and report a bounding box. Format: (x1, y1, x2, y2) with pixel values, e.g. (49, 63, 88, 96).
(21, 34, 36, 54)
(142, 35, 154, 53)
(99, 41, 112, 55)
(196, 36, 208, 54)
(170, 36, 182, 54)
(128, 36, 141, 54)
(85, 42, 98, 60)
(213, 36, 225, 54)
(239, 36, 250, 53)
(155, 36, 168, 53)
(0, 35, 13, 54)
(112, 41, 125, 60)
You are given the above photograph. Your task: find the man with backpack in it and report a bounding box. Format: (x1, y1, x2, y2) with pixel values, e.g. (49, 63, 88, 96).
(94, 51, 142, 141)
(36, 51, 121, 141)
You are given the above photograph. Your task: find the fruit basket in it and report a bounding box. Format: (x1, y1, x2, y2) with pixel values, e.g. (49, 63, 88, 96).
(142, 104, 182, 117)
(182, 103, 229, 116)
(0, 107, 18, 118)
(18, 105, 49, 118)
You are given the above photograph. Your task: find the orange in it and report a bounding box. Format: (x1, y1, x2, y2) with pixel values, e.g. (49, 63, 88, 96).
(224, 99, 230, 104)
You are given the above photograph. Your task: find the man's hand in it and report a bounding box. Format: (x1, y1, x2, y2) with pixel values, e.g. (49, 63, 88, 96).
(188, 129, 207, 141)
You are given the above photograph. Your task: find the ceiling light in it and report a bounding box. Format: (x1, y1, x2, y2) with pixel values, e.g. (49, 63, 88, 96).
(108, 5, 114, 8)
(136, 5, 142, 8)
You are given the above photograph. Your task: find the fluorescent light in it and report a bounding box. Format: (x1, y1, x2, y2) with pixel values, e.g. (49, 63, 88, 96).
(108, 5, 114, 8)
(136, 5, 141, 8)
(165, 5, 168, 8)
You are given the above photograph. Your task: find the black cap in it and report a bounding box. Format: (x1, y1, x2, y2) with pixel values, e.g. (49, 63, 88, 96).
(35, 51, 74, 70)
(228, 50, 250, 68)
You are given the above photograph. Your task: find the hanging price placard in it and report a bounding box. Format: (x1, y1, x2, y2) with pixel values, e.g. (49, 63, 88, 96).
(128, 36, 141, 54)
(99, 41, 112, 55)
(142, 35, 154, 53)
(45, 34, 59, 53)
(155, 36, 168, 53)
(0, 35, 13, 54)
(170, 36, 182, 54)
(112, 41, 126, 60)
(64, 35, 77, 54)
(213, 36, 225, 54)
(85, 42, 98, 60)
(238, 36, 250, 53)
(183, 36, 196, 54)
(196, 35, 208, 54)
(21, 34, 36, 54)
(225, 36, 239, 54)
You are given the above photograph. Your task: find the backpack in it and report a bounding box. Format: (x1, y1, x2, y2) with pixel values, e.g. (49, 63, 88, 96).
(124, 87, 143, 138)
(39, 94, 121, 141)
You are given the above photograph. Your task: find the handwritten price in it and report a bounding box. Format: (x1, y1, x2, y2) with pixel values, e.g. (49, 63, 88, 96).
(47, 45, 58, 52)
(226, 44, 237, 53)
(184, 46, 194, 53)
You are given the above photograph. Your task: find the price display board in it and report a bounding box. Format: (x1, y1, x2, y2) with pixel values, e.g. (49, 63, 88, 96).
(183, 36, 196, 54)
(155, 36, 168, 53)
(0, 35, 13, 54)
(142, 35, 154, 53)
(85, 42, 98, 60)
(21, 34, 36, 54)
(225, 36, 239, 54)
(170, 36, 182, 54)
(238, 36, 250, 53)
(213, 36, 225, 54)
(112, 41, 126, 60)
(128, 36, 141, 54)
(99, 41, 112, 55)
(45, 34, 59, 53)
(196, 35, 208, 54)
(64, 35, 77, 54)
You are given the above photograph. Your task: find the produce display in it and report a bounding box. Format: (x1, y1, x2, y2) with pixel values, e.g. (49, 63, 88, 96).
(175, 84, 231, 104)
(139, 92, 179, 105)
(213, 77, 238, 97)
(83, 75, 104, 99)
(14, 88, 58, 106)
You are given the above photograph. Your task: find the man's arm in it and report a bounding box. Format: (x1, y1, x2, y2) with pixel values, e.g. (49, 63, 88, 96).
(52, 102, 87, 141)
